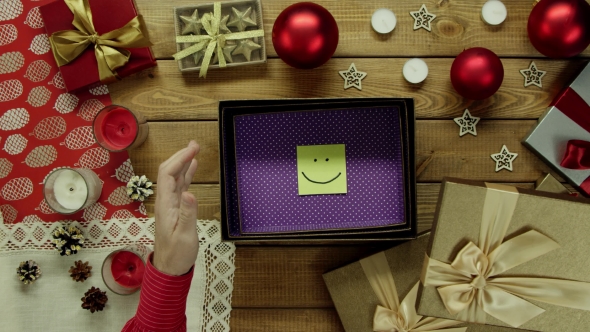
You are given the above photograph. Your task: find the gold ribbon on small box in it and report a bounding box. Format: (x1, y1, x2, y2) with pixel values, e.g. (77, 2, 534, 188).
(360, 252, 467, 332)
(421, 183, 590, 328)
(172, 2, 264, 78)
(48, 0, 152, 84)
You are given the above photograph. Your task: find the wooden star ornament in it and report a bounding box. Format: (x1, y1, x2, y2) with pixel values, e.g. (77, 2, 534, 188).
(180, 9, 203, 35)
(410, 4, 436, 32)
(491, 145, 518, 172)
(213, 43, 237, 64)
(227, 7, 258, 32)
(339, 63, 367, 90)
(233, 39, 261, 61)
(454, 109, 480, 137)
(520, 61, 546, 88)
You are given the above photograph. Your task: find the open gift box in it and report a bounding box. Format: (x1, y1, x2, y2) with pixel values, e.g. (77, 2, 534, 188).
(218, 99, 417, 243)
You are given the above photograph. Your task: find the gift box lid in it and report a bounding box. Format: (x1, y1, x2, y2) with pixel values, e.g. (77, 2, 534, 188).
(418, 178, 590, 331)
(40, 0, 156, 92)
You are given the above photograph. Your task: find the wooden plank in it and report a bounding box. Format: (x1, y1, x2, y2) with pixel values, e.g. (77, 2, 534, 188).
(136, 0, 590, 59)
(110, 58, 587, 121)
(232, 245, 379, 308)
(129, 120, 557, 184)
(230, 308, 344, 332)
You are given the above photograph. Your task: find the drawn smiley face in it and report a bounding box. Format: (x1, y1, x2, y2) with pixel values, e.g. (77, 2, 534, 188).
(296, 144, 348, 195)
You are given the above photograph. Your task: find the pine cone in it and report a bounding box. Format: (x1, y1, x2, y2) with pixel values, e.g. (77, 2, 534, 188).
(69, 260, 92, 282)
(126, 175, 154, 202)
(16, 260, 41, 284)
(81, 287, 108, 313)
(52, 225, 84, 256)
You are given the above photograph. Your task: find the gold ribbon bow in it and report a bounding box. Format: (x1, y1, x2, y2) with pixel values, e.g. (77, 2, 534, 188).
(360, 252, 467, 332)
(173, 2, 264, 78)
(421, 183, 590, 327)
(48, 0, 152, 84)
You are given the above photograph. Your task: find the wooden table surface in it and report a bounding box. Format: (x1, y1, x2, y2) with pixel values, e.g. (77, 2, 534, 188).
(112, 0, 589, 330)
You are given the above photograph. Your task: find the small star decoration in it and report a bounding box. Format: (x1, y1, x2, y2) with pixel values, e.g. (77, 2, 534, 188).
(520, 61, 546, 88)
(180, 9, 203, 35)
(490, 145, 518, 172)
(339, 63, 367, 90)
(410, 4, 436, 32)
(212, 43, 237, 64)
(227, 7, 257, 32)
(454, 109, 480, 137)
(233, 39, 261, 61)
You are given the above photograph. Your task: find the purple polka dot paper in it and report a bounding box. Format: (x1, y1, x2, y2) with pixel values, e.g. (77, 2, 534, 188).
(233, 107, 406, 233)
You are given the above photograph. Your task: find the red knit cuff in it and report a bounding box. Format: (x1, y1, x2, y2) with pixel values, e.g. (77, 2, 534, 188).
(133, 253, 194, 331)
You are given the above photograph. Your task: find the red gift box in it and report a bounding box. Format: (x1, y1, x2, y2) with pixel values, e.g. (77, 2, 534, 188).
(40, 0, 156, 92)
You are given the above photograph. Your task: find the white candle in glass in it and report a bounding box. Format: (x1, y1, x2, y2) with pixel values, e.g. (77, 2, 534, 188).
(371, 8, 396, 34)
(481, 0, 507, 26)
(53, 169, 88, 210)
(403, 58, 428, 84)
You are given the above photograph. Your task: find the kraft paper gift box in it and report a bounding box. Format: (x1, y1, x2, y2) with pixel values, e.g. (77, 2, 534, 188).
(523, 63, 590, 197)
(417, 178, 590, 331)
(40, 0, 156, 92)
(218, 98, 417, 243)
(323, 235, 522, 332)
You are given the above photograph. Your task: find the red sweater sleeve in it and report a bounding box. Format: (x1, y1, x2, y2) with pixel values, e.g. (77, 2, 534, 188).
(122, 253, 194, 332)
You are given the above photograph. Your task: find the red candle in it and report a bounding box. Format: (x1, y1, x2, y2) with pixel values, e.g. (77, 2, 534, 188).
(93, 105, 148, 151)
(110, 250, 145, 289)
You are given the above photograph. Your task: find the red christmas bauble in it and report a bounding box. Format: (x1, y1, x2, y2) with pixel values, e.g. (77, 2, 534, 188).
(527, 0, 590, 58)
(272, 2, 339, 69)
(450, 47, 504, 100)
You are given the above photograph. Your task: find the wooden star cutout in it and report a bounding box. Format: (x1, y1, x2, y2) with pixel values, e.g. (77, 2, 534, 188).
(339, 63, 367, 90)
(219, 15, 232, 33)
(454, 109, 480, 137)
(520, 61, 546, 88)
(490, 145, 518, 172)
(193, 49, 206, 65)
(410, 4, 436, 31)
(180, 9, 203, 35)
(212, 43, 237, 64)
(227, 7, 258, 32)
(232, 39, 261, 61)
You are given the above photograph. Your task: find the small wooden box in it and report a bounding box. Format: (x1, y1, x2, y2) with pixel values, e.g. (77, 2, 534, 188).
(173, 0, 266, 73)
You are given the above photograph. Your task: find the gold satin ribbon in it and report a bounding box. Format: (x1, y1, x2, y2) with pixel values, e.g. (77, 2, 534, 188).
(48, 0, 152, 84)
(360, 251, 467, 332)
(421, 183, 590, 327)
(172, 2, 264, 77)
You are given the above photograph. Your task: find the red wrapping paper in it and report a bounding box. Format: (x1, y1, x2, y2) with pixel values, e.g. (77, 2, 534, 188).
(39, 0, 156, 92)
(0, 0, 146, 224)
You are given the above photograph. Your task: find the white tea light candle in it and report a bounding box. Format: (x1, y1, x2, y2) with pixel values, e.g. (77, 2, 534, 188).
(481, 0, 507, 26)
(403, 58, 428, 84)
(44, 168, 102, 214)
(371, 8, 396, 34)
(53, 169, 88, 209)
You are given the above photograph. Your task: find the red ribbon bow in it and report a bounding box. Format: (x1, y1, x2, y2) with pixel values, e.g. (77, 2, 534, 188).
(561, 140, 590, 170)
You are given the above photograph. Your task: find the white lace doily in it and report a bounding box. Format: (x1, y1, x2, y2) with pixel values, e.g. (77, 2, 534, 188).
(0, 218, 235, 332)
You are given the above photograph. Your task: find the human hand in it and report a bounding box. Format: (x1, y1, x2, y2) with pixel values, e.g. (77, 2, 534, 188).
(153, 141, 200, 276)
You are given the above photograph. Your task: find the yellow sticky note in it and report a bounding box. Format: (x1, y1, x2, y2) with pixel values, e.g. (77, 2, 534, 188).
(297, 144, 347, 195)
